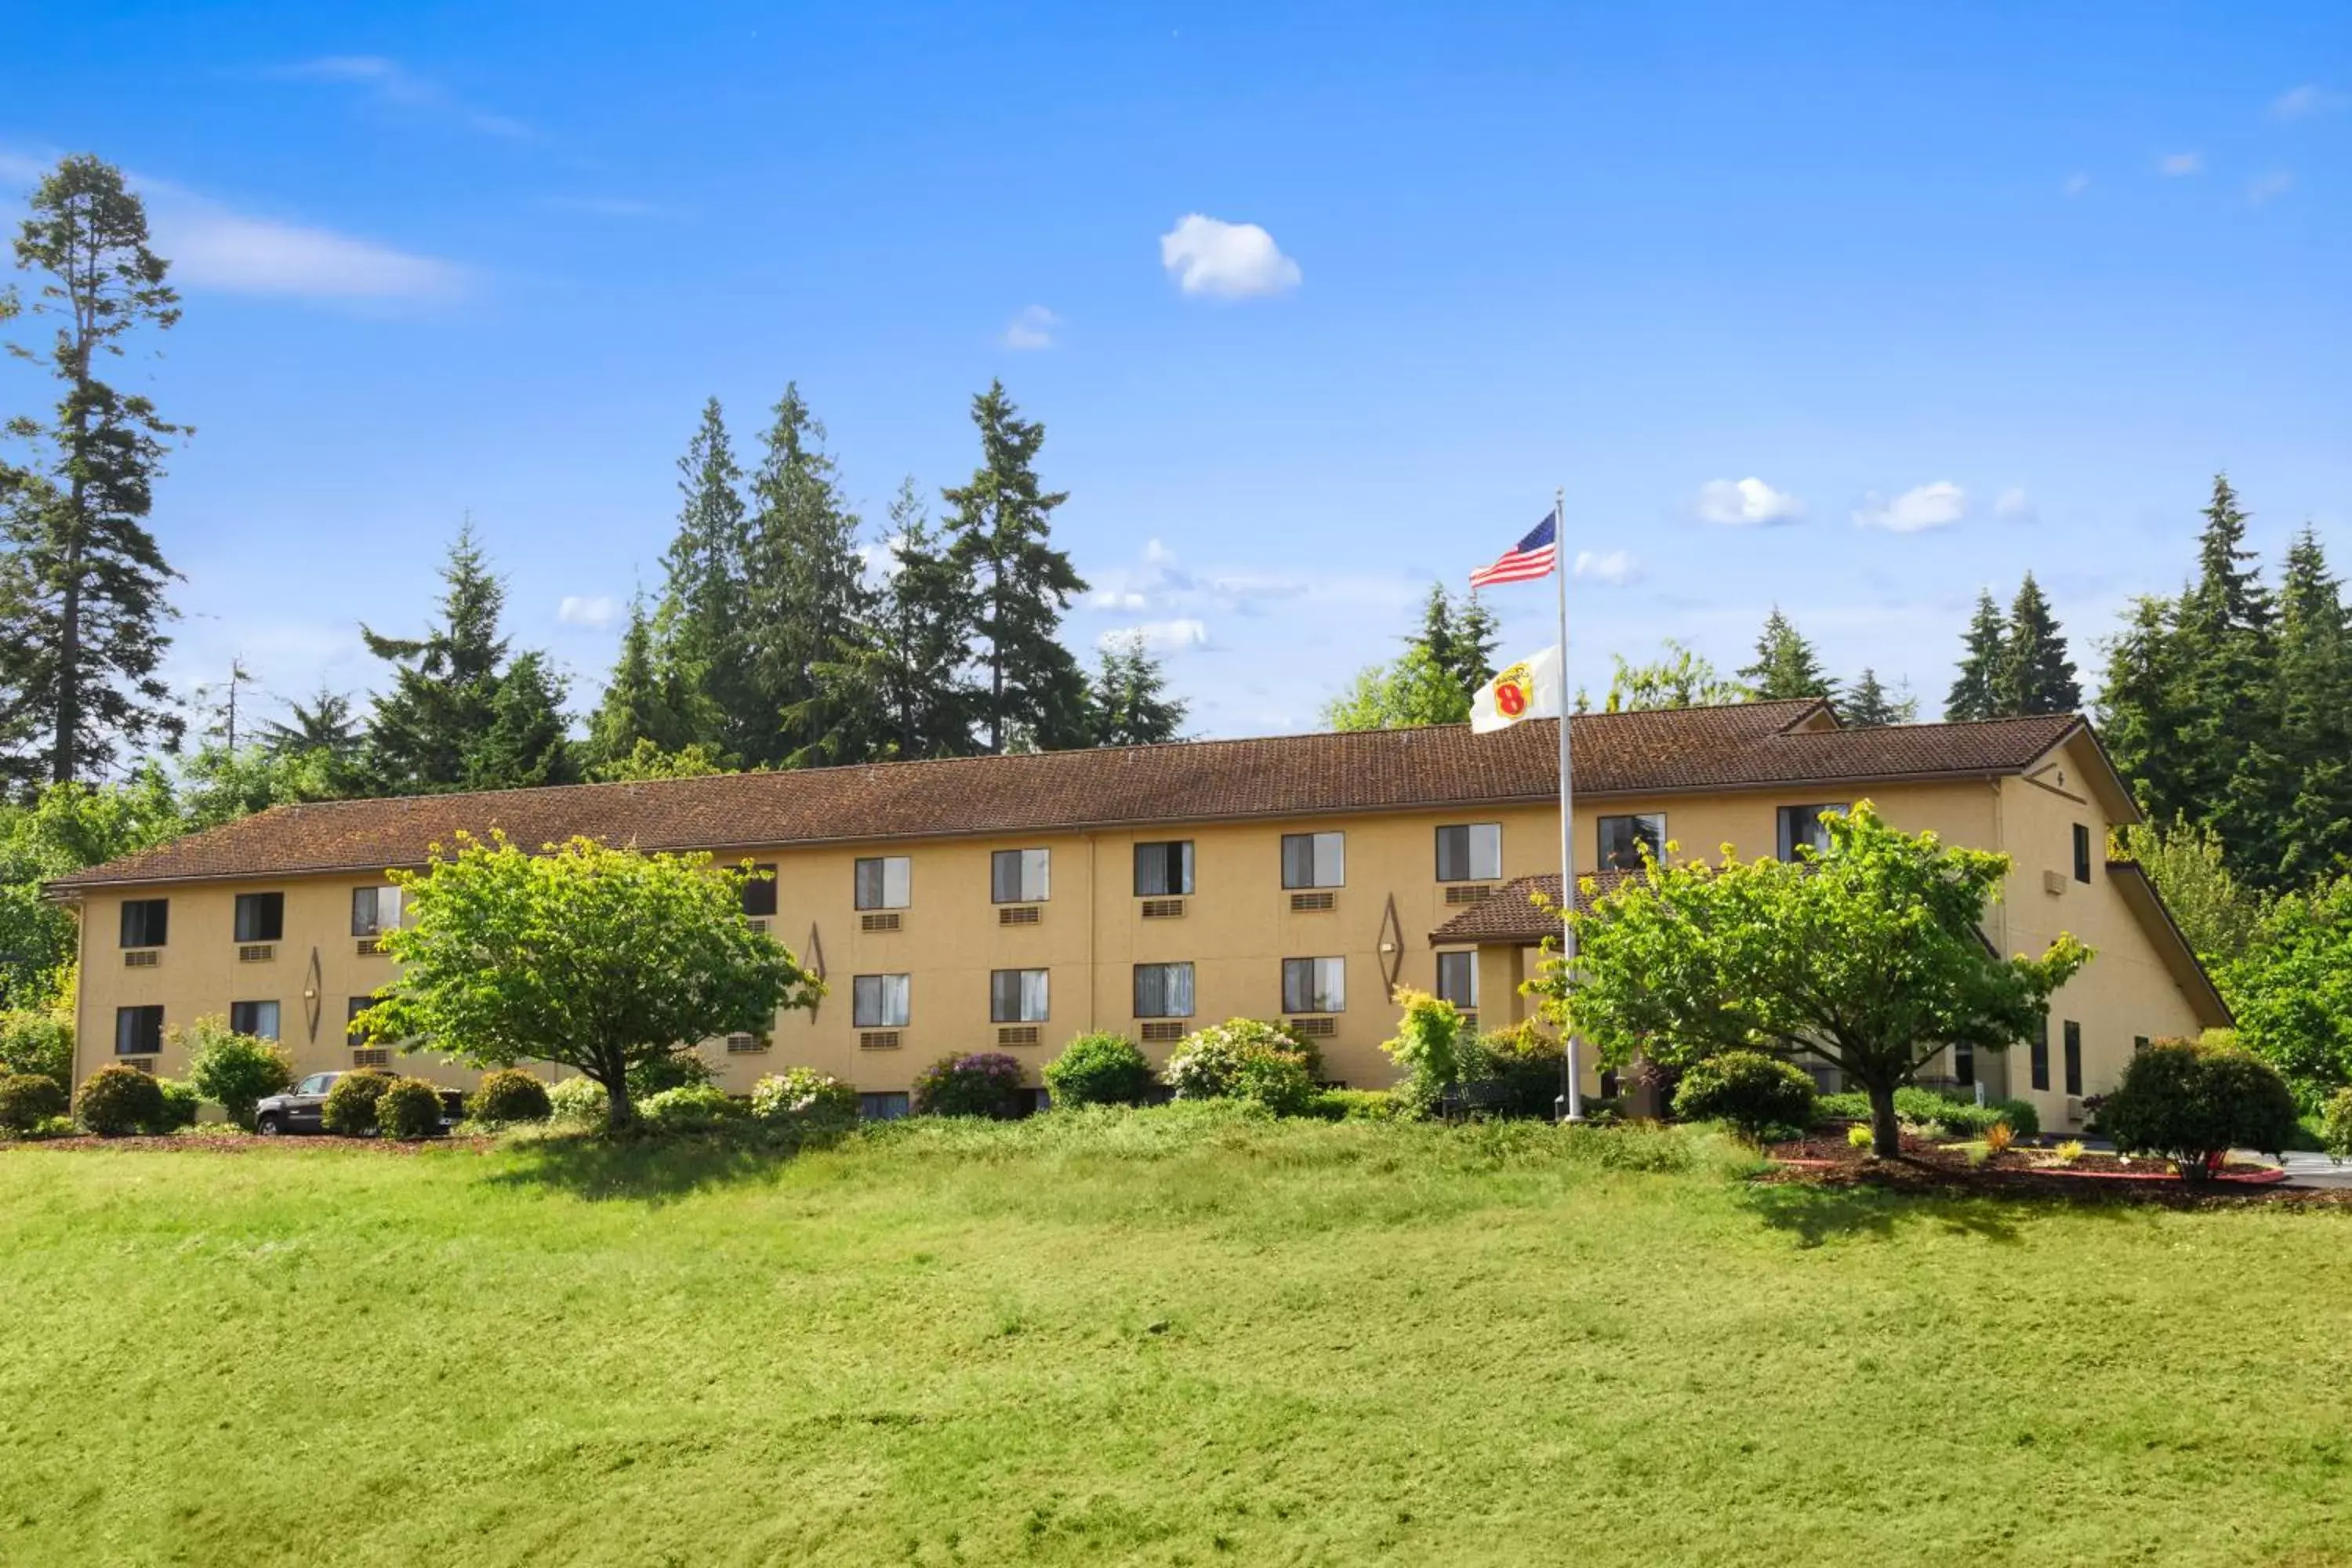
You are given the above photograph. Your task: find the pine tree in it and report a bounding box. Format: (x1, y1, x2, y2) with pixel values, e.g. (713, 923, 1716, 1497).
(2098, 592, 2193, 824)
(1738, 608, 1838, 703)
(469, 650, 578, 790)
(1087, 634, 1188, 746)
(2173, 474, 2287, 884)
(2272, 527, 2352, 885)
(1993, 572, 2081, 716)
(742, 384, 871, 768)
(0, 155, 186, 788)
(944, 381, 1089, 753)
(586, 597, 692, 768)
(1840, 668, 1916, 728)
(650, 400, 753, 761)
(256, 687, 366, 795)
(1412, 585, 1498, 703)
(1945, 589, 2006, 721)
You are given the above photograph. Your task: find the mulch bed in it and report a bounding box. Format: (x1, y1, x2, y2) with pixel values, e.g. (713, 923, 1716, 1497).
(2, 1134, 493, 1157)
(1760, 1133, 2341, 1207)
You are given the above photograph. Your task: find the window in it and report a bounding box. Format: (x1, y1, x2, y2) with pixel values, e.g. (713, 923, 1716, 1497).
(2134, 1035, 2151, 1054)
(119, 898, 169, 949)
(855, 856, 911, 910)
(1952, 1040, 1976, 1087)
(2073, 823, 2092, 884)
(2030, 1017, 2051, 1091)
(741, 864, 779, 919)
(1777, 804, 1849, 862)
(991, 848, 1051, 904)
(2063, 1020, 2083, 1096)
(347, 997, 376, 1043)
(1282, 956, 1346, 1014)
(852, 973, 911, 1029)
(231, 892, 285, 943)
(1435, 823, 1502, 883)
(859, 1091, 911, 1121)
(1134, 841, 1195, 897)
(350, 885, 403, 937)
(1280, 832, 1345, 889)
(1436, 951, 1478, 1010)
(990, 968, 1050, 1023)
(114, 1004, 164, 1057)
(1597, 814, 1666, 872)
(229, 1000, 281, 1041)
(1133, 962, 1196, 1018)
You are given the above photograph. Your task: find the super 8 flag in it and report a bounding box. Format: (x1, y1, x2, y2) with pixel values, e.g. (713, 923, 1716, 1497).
(1470, 644, 1564, 732)
(1468, 509, 1559, 588)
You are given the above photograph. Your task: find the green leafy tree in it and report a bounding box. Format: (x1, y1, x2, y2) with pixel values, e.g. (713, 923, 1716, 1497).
(178, 1014, 294, 1128)
(1544, 801, 2089, 1156)
(1601, 639, 1749, 712)
(358, 833, 821, 1131)
(2097, 593, 2192, 829)
(587, 739, 732, 784)
(1414, 585, 1498, 705)
(944, 382, 1088, 753)
(2221, 877, 2352, 1109)
(0, 154, 187, 788)
(175, 743, 352, 832)
(1993, 572, 2080, 715)
(1086, 633, 1187, 746)
(0, 771, 180, 1007)
(1378, 987, 1472, 1117)
(1323, 645, 1471, 730)
(743, 385, 871, 768)
(2114, 817, 2267, 967)
(1838, 668, 1916, 728)
(1944, 589, 2007, 721)
(1738, 608, 1838, 704)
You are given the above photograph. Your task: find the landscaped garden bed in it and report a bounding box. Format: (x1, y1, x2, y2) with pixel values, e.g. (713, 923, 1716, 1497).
(1761, 1130, 2321, 1205)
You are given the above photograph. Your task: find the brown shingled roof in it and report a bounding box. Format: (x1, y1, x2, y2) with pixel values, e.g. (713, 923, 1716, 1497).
(1428, 872, 1598, 947)
(50, 702, 2088, 891)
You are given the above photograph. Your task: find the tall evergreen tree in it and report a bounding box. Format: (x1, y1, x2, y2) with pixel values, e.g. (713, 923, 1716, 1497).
(586, 596, 692, 768)
(1738, 608, 1838, 703)
(1413, 584, 1498, 702)
(468, 650, 578, 790)
(943, 381, 1088, 753)
(0, 155, 185, 788)
(1839, 668, 1916, 728)
(650, 400, 753, 760)
(1992, 572, 2080, 716)
(2098, 592, 2194, 826)
(1087, 633, 1188, 746)
(743, 385, 870, 767)
(2272, 527, 2352, 885)
(2174, 474, 2287, 881)
(1944, 589, 2006, 721)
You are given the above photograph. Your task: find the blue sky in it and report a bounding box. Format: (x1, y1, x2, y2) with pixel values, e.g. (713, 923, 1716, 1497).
(4, 2, 2347, 749)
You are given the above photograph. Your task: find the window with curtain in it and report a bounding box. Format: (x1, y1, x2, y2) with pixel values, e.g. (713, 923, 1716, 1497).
(350, 886, 403, 937)
(1434, 823, 1502, 882)
(1596, 814, 1665, 872)
(740, 864, 779, 917)
(114, 1005, 164, 1055)
(1281, 956, 1345, 1014)
(119, 898, 169, 948)
(855, 856, 912, 909)
(1133, 962, 1196, 1018)
(990, 968, 1050, 1023)
(991, 848, 1051, 903)
(1436, 951, 1478, 1009)
(234, 892, 285, 943)
(1775, 804, 1849, 862)
(1280, 833, 1345, 889)
(229, 1000, 281, 1040)
(853, 974, 912, 1029)
(1133, 841, 1195, 897)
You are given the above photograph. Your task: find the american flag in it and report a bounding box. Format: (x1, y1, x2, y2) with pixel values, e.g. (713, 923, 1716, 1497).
(1468, 510, 1559, 588)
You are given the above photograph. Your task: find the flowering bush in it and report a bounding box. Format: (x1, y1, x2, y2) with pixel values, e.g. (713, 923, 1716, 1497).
(547, 1076, 610, 1128)
(1042, 1033, 1156, 1107)
(638, 1083, 744, 1133)
(1164, 1020, 1308, 1102)
(912, 1052, 1026, 1118)
(750, 1067, 859, 1134)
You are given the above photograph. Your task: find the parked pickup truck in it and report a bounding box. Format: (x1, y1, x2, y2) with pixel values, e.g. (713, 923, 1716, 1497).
(253, 1072, 465, 1136)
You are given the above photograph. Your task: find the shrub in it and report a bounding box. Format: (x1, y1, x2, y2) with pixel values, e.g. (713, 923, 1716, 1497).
(2053, 1138, 2085, 1164)
(638, 1082, 744, 1133)
(1817, 1086, 2038, 1142)
(76, 1064, 164, 1137)
(912, 1052, 1026, 1119)
(2325, 1088, 2352, 1166)
(1042, 1033, 1156, 1108)
(1984, 1120, 2016, 1156)
(0, 1073, 67, 1134)
(0, 1011, 74, 1091)
(1229, 1048, 1318, 1116)
(469, 1069, 553, 1125)
(1308, 1087, 1403, 1122)
(1164, 1020, 1309, 1102)
(626, 1048, 716, 1102)
(1846, 1122, 1874, 1150)
(376, 1077, 446, 1140)
(1465, 1022, 1568, 1120)
(1378, 989, 1472, 1116)
(750, 1067, 859, 1134)
(2100, 1036, 2301, 1181)
(24, 1115, 74, 1139)
(547, 1075, 611, 1128)
(154, 1077, 201, 1132)
(321, 1069, 397, 1136)
(180, 1016, 295, 1128)
(1672, 1051, 1817, 1142)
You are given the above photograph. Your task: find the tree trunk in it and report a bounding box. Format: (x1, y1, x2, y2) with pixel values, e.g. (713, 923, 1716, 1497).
(605, 1077, 634, 1134)
(1867, 1080, 1901, 1159)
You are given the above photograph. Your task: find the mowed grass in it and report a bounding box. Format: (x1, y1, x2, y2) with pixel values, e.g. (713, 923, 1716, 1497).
(5, 1113, 2352, 1567)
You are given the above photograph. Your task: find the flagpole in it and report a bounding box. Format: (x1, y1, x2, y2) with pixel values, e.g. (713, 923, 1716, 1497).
(1555, 485, 1584, 1123)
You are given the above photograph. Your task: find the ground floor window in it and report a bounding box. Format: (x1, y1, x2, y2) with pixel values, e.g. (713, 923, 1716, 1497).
(1952, 1039, 1975, 1087)
(1282, 956, 1345, 1014)
(229, 1000, 281, 1040)
(1436, 950, 1478, 1010)
(2031, 1018, 2051, 1091)
(853, 974, 912, 1029)
(2063, 1020, 2083, 1096)
(114, 1004, 164, 1057)
(859, 1092, 910, 1121)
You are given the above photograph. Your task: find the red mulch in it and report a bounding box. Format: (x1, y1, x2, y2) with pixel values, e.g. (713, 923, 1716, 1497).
(1761, 1134, 2336, 1207)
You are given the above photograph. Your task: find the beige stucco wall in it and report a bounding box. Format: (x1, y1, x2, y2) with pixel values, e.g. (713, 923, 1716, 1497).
(66, 753, 2219, 1112)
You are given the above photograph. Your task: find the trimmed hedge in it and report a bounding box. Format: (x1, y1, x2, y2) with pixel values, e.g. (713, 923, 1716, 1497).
(469, 1069, 553, 1124)
(376, 1077, 445, 1141)
(154, 1078, 202, 1132)
(76, 1065, 164, 1137)
(1042, 1033, 1156, 1108)
(638, 1083, 744, 1132)
(1817, 1087, 2041, 1142)
(0, 1073, 67, 1134)
(2100, 1036, 2299, 1181)
(1673, 1051, 1816, 1142)
(321, 1069, 397, 1136)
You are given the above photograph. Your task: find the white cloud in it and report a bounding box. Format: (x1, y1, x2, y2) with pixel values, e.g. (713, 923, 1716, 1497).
(1001, 305, 1060, 350)
(2062, 172, 2092, 198)
(1103, 619, 1210, 654)
(154, 196, 466, 300)
(2157, 151, 2204, 177)
(1694, 477, 1803, 527)
(1854, 481, 1968, 533)
(2247, 169, 2295, 205)
(280, 56, 534, 141)
(557, 595, 618, 629)
(2272, 84, 2348, 120)
(1573, 549, 1638, 585)
(1994, 487, 2037, 522)
(1159, 214, 1301, 299)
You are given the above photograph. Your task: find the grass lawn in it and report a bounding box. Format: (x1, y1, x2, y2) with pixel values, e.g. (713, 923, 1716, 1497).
(5, 1112, 2352, 1566)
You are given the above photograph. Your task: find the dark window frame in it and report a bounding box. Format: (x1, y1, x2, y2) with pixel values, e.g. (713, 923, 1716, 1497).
(1434, 823, 1502, 884)
(1435, 950, 1478, 1010)
(854, 855, 911, 911)
(114, 1004, 165, 1057)
(2073, 823, 2092, 884)
(1597, 813, 1666, 873)
(1280, 832, 1345, 890)
(2063, 1019, 2083, 1096)
(989, 967, 1050, 1024)
(234, 891, 285, 944)
(229, 1000, 281, 1040)
(991, 848, 1051, 905)
(1132, 961, 1196, 1019)
(2030, 1017, 2051, 1091)
(350, 885, 402, 938)
(851, 973, 911, 1029)
(741, 864, 779, 919)
(118, 898, 169, 949)
(1776, 804, 1850, 862)
(1281, 956, 1346, 1014)
(1133, 840, 1195, 898)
